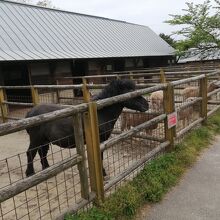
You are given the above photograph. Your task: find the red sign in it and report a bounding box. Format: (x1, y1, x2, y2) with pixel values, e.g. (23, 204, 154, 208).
(167, 112, 177, 129)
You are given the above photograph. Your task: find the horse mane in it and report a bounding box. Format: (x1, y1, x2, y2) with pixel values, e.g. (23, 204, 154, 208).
(92, 79, 136, 101)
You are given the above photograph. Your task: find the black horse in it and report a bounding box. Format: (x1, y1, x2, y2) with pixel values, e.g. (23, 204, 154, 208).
(25, 79, 149, 177)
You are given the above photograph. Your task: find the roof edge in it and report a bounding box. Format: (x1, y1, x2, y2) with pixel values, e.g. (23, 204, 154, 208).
(1, 0, 132, 24)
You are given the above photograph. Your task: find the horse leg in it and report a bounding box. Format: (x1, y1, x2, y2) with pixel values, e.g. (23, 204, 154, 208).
(26, 145, 38, 177)
(38, 144, 50, 170)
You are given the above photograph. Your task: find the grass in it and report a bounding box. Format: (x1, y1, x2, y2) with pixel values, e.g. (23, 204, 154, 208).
(66, 110, 220, 220)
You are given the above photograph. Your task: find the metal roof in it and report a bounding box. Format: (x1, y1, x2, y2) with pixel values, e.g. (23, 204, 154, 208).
(178, 49, 220, 63)
(0, 0, 175, 61)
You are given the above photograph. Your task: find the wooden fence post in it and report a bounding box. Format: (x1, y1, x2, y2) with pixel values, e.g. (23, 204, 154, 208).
(160, 68, 166, 83)
(129, 72, 133, 80)
(83, 102, 104, 205)
(55, 80, 61, 104)
(163, 83, 175, 151)
(199, 76, 208, 124)
(72, 113, 90, 200)
(82, 78, 91, 103)
(31, 87, 39, 105)
(0, 88, 7, 122)
(56, 89, 60, 104)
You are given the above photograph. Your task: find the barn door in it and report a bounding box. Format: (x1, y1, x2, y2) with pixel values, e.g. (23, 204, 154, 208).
(3, 63, 31, 102)
(72, 60, 88, 97)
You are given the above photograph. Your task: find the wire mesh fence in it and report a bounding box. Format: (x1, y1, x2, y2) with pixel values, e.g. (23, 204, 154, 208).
(100, 90, 166, 195)
(1, 86, 86, 121)
(0, 166, 82, 220)
(0, 110, 91, 220)
(38, 88, 83, 105)
(0, 140, 84, 219)
(103, 116, 165, 181)
(173, 79, 201, 134)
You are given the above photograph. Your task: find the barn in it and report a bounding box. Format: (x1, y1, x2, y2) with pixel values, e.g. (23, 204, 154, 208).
(0, 0, 175, 99)
(178, 48, 220, 67)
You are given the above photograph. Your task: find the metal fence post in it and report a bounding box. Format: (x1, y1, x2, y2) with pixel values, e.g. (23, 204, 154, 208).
(72, 113, 90, 200)
(199, 76, 208, 124)
(0, 88, 7, 122)
(163, 83, 175, 151)
(31, 86, 39, 105)
(83, 102, 104, 205)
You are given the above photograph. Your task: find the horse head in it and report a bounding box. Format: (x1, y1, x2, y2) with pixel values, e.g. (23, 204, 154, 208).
(123, 95, 149, 112)
(115, 79, 149, 112)
(94, 79, 149, 112)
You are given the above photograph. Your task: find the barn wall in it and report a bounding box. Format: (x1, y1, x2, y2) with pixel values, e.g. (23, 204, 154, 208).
(0, 55, 175, 87)
(0, 63, 29, 86)
(0, 66, 3, 85)
(181, 60, 220, 67)
(30, 61, 73, 85)
(54, 61, 72, 85)
(54, 61, 71, 77)
(125, 58, 134, 69)
(137, 59, 144, 68)
(0, 63, 31, 101)
(88, 60, 105, 83)
(30, 63, 51, 85)
(143, 56, 173, 68)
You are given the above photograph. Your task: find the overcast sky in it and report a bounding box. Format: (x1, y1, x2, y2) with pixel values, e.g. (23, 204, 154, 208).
(33, 0, 216, 39)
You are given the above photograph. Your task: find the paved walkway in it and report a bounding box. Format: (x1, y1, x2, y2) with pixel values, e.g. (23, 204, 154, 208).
(142, 135, 220, 220)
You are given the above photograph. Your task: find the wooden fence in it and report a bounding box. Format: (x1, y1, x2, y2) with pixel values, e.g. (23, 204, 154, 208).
(0, 68, 220, 219)
(0, 66, 219, 121)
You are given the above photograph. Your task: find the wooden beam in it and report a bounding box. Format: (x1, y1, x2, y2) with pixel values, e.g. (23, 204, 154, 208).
(73, 113, 89, 200)
(31, 86, 39, 105)
(199, 76, 208, 123)
(0, 103, 88, 136)
(83, 102, 104, 205)
(0, 88, 8, 122)
(163, 83, 175, 151)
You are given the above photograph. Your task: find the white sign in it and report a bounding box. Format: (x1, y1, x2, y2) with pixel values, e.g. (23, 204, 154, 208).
(167, 112, 177, 129)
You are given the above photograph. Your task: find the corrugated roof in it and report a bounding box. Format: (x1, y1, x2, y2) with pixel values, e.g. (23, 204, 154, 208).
(0, 0, 175, 61)
(178, 49, 220, 63)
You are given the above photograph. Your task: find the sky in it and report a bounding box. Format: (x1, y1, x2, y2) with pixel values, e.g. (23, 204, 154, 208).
(32, 0, 216, 39)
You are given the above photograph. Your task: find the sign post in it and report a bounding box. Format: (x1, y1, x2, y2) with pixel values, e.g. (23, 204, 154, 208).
(164, 83, 176, 151)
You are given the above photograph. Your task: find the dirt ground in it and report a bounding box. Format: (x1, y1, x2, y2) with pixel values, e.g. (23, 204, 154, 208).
(0, 130, 80, 220)
(0, 125, 162, 220)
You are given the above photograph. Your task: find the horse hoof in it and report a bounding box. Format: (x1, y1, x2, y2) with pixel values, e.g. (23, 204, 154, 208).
(25, 170, 35, 177)
(42, 164, 49, 170)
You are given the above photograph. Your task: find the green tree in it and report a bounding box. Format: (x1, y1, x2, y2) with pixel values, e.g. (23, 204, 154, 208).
(159, 33, 176, 48)
(166, 0, 220, 59)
